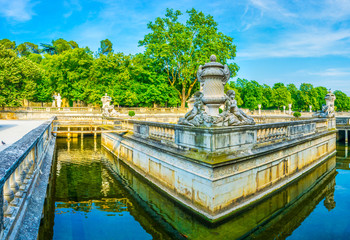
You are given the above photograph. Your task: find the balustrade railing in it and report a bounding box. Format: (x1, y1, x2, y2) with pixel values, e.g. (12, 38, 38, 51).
(257, 126, 288, 143)
(115, 118, 332, 152)
(0, 117, 54, 239)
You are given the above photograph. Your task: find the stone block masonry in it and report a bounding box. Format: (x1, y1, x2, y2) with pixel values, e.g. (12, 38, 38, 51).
(102, 118, 337, 222)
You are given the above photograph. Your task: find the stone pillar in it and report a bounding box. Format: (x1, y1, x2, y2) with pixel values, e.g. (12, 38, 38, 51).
(67, 127, 71, 140)
(345, 145, 348, 158)
(309, 105, 312, 112)
(345, 130, 348, 144)
(288, 104, 292, 115)
(258, 104, 261, 115)
(283, 106, 286, 114)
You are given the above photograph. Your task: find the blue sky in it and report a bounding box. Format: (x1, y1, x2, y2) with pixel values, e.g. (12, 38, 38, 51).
(1, 0, 350, 93)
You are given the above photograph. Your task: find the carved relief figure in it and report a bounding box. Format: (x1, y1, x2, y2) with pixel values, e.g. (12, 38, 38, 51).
(178, 92, 212, 127)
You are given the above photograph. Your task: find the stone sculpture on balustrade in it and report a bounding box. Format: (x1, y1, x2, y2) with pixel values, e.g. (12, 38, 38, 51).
(313, 90, 336, 118)
(178, 55, 255, 127)
(101, 93, 119, 117)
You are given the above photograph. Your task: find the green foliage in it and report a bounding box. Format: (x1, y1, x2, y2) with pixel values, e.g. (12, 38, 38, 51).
(235, 78, 271, 110)
(41, 47, 93, 103)
(219, 108, 223, 114)
(334, 90, 350, 111)
(270, 83, 292, 110)
(139, 8, 239, 108)
(16, 42, 40, 57)
(99, 39, 113, 55)
(0, 39, 16, 50)
(128, 110, 135, 117)
(0, 45, 44, 106)
(293, 112, 301, 118)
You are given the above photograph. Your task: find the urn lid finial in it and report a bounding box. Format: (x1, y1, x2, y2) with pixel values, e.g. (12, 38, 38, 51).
(210, 55, 217, 62)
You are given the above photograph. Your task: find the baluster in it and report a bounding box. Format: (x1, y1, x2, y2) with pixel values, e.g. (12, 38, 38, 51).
(3, 180, 14, 216)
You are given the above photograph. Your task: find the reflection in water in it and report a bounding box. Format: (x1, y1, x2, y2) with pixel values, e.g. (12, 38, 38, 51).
(38, 138, 176, 240)
(39, 137, 348, 239)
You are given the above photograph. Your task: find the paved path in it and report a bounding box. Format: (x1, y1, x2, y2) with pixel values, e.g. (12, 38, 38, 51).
(0, 120, 45, 152)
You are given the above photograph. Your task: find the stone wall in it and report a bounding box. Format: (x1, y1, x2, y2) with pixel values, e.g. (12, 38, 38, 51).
(101, 118, 337, 221)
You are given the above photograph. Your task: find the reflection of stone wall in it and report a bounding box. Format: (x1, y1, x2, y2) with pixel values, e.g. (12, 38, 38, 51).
(102, 129, 336, 222)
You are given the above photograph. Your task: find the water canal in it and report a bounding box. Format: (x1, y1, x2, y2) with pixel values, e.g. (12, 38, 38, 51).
(38, 137, 350, 239)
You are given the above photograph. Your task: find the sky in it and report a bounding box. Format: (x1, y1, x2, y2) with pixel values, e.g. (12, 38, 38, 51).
(0, 0, 350, 93)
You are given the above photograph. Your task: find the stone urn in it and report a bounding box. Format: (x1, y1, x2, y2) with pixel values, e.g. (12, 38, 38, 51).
(197, 55, 230, 116)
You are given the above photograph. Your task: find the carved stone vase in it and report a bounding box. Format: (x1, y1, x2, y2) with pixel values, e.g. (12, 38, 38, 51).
(198, 55, 230, 116)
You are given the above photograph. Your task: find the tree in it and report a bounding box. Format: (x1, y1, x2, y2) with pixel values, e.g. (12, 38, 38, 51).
(16, 42, 40, 56)
(270, 83, 292, 109)
(334, 90, 350, 111)
(0, 45, 43, 106)
(41, 47, 93, 105)
(0, 39, 16, 50)
(287, 84, 299, 110)
(99, 39, 113, 55)
(139, 8, 239, 108)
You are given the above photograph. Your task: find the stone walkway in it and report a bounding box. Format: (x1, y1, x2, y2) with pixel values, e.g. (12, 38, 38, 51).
(0, 120, 45, 152)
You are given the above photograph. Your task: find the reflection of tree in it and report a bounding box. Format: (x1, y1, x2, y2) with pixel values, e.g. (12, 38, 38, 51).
(55, 198, 132, 213)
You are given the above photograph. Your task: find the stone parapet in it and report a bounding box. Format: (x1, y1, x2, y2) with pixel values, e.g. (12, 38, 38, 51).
(0, 117, 56, 239)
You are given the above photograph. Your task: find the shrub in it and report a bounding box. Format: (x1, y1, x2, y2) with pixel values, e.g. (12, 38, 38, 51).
(293, 111, 301, 118)
(219, 108, 223, 114)
(128, 110, 135, 117)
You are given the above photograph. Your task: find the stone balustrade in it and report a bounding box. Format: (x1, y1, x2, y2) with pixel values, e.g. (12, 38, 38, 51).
(0, 117, 55, 239)
(1, 107, 101, 113)
(116, 118, 334, 154)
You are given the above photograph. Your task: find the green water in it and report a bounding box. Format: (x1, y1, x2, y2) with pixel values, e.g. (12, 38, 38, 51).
(38, 138, 350, 239)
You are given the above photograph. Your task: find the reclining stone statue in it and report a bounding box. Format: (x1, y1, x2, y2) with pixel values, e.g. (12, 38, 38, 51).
(214, 90, 255, 126)
(313, 90, 336, 118)
(178, 92, 213, 127)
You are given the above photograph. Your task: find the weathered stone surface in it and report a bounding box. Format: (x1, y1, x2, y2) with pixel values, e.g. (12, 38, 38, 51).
(0, 118, 54, 183)
(103, 117, 337, 221)
(16, 137, 56, 240)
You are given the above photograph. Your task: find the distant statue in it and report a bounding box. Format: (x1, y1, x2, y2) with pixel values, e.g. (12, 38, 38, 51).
(314, 90, 336, 118)
(56, 93, 62, 108)
(101, 93, 112, 109)
(101, 93, 119, 117)
(215, 90, 255, 126)
(52, 94, 56, 107)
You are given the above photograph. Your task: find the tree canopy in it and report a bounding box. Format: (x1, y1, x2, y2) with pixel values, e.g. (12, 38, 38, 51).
(139, 8, 239, 108)
(1, 8, 350, 110)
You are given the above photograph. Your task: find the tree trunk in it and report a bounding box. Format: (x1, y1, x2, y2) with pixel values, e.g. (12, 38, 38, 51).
(181, 87, 186, 108)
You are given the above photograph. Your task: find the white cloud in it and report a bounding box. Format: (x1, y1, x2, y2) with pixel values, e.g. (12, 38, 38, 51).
(0, 0, 37, 22)
(63, 0, 82, 18)
(240, 26, 350, 58)
(308, 68, 350, 77)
